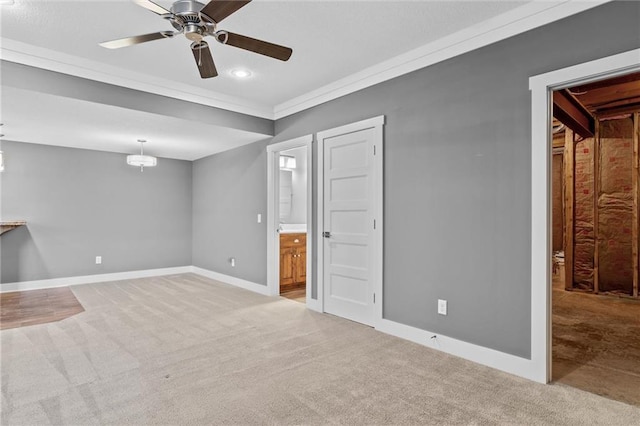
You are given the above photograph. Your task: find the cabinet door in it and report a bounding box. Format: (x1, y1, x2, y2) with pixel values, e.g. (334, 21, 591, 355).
(294, 248, 307, 284)
(280, 248, 294, 286)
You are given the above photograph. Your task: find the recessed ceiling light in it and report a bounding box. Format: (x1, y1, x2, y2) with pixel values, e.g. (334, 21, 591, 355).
(230, 69, 252, 79)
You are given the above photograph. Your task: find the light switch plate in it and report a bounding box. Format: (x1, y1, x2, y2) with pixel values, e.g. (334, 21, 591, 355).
(438, 299, 447, 315)
(257, 214, 262, 223)
(95, 256, 102, 265)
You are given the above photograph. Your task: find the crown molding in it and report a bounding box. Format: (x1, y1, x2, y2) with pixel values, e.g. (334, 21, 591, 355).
(0, 38, 275, 119)
(272, 0, 610, 119)
(0, 1, 609, 122)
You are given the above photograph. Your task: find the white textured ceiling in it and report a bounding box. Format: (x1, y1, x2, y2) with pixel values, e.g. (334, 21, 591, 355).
(3, 0, 572, 160)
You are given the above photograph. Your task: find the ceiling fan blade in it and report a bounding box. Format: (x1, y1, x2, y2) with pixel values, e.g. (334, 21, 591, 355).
(200, 0, 251, 23)
(99, 31, 175, 49)
(222, 32, 292, 61)
(132, 0, 171, 15)
(191, 41, 218, 78)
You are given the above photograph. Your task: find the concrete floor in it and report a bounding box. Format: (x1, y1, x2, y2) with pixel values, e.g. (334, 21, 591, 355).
(552, 271, 640, 406)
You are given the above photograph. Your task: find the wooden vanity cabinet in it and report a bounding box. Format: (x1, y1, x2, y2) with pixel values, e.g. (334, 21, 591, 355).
(280, 233, 306, 290)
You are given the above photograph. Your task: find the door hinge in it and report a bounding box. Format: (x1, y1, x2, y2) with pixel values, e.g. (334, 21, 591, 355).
(373, 293, 376, 303)
(373, 219, 376, 230)
(373, 145, 376, 155)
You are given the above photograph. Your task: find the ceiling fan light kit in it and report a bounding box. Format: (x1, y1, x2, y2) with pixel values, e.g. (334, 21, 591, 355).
(100, 0, 292, 79)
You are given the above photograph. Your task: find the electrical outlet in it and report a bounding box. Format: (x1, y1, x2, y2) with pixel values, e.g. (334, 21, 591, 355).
(230, 257, 236, 267)
(95, 256, 102, 265)
(438, 299, 447, 315)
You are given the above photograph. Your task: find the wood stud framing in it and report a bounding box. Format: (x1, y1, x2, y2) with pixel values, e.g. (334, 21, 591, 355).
(554, 72, 640, 298)
(593, 120, 600, 294)
(561, 115, 640, 298)
(634, 112, 639, 298)
(563, 129, 575, 291)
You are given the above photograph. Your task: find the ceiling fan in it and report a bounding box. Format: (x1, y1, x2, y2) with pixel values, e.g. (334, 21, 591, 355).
(99, 0, 293, 79)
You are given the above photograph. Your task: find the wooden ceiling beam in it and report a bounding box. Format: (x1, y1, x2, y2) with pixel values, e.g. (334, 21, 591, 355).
(570, 72, 640, 92)
(573, 83, 640, 106)
(596, 103, 640, 119)
(590, 96, 640, 111)
(553, 89, 595, 138)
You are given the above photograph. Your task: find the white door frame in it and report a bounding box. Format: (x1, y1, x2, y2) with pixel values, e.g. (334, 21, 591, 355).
(529, 48, 640, 383)
(266, 135, 313, 304)
(316, 116, 385, 326)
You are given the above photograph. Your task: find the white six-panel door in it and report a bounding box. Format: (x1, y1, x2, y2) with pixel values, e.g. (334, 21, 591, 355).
(322, 127, 377, 326)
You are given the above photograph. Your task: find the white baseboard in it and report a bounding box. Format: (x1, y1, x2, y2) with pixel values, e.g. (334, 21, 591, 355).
(376, 319, 541, 383)
(0, 266, 193, 293)
(0, 265, 541, 382)
(0, 265, 270, 297)
(191, 266, 270, 296)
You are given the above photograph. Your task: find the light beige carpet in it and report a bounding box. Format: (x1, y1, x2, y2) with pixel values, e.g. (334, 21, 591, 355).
(1, 273, 638, 425)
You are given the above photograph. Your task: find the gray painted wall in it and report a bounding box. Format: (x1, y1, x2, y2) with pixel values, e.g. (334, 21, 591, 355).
(268, 2, 640, 358)
(0, 141, 192, 283)
(192, 139, 270, 285)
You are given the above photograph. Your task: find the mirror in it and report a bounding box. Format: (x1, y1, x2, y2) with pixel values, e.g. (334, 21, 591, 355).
(279, 146, 307, 225)
(279, 169, 293, 221)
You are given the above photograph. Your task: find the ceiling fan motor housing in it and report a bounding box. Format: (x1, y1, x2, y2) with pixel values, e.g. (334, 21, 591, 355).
(169, 0, 214, 41)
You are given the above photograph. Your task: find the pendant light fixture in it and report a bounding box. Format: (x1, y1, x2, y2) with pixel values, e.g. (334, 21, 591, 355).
(127, 139, 157, 172)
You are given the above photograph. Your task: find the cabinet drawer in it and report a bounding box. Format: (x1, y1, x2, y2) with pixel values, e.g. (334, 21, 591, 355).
(280, 233, 306, 248)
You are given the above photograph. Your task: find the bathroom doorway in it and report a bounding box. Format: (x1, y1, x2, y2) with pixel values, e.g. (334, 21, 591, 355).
(266, 136, 314, 307)
(278, 145, 308, 302)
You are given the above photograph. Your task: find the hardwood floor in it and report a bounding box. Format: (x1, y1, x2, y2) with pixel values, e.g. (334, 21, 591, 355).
(280, 283, 306, 303)
(0, 287, 84, 330)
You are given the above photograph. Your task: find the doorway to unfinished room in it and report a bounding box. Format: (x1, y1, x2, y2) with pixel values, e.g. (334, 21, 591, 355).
(531, 49, 640, 405)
